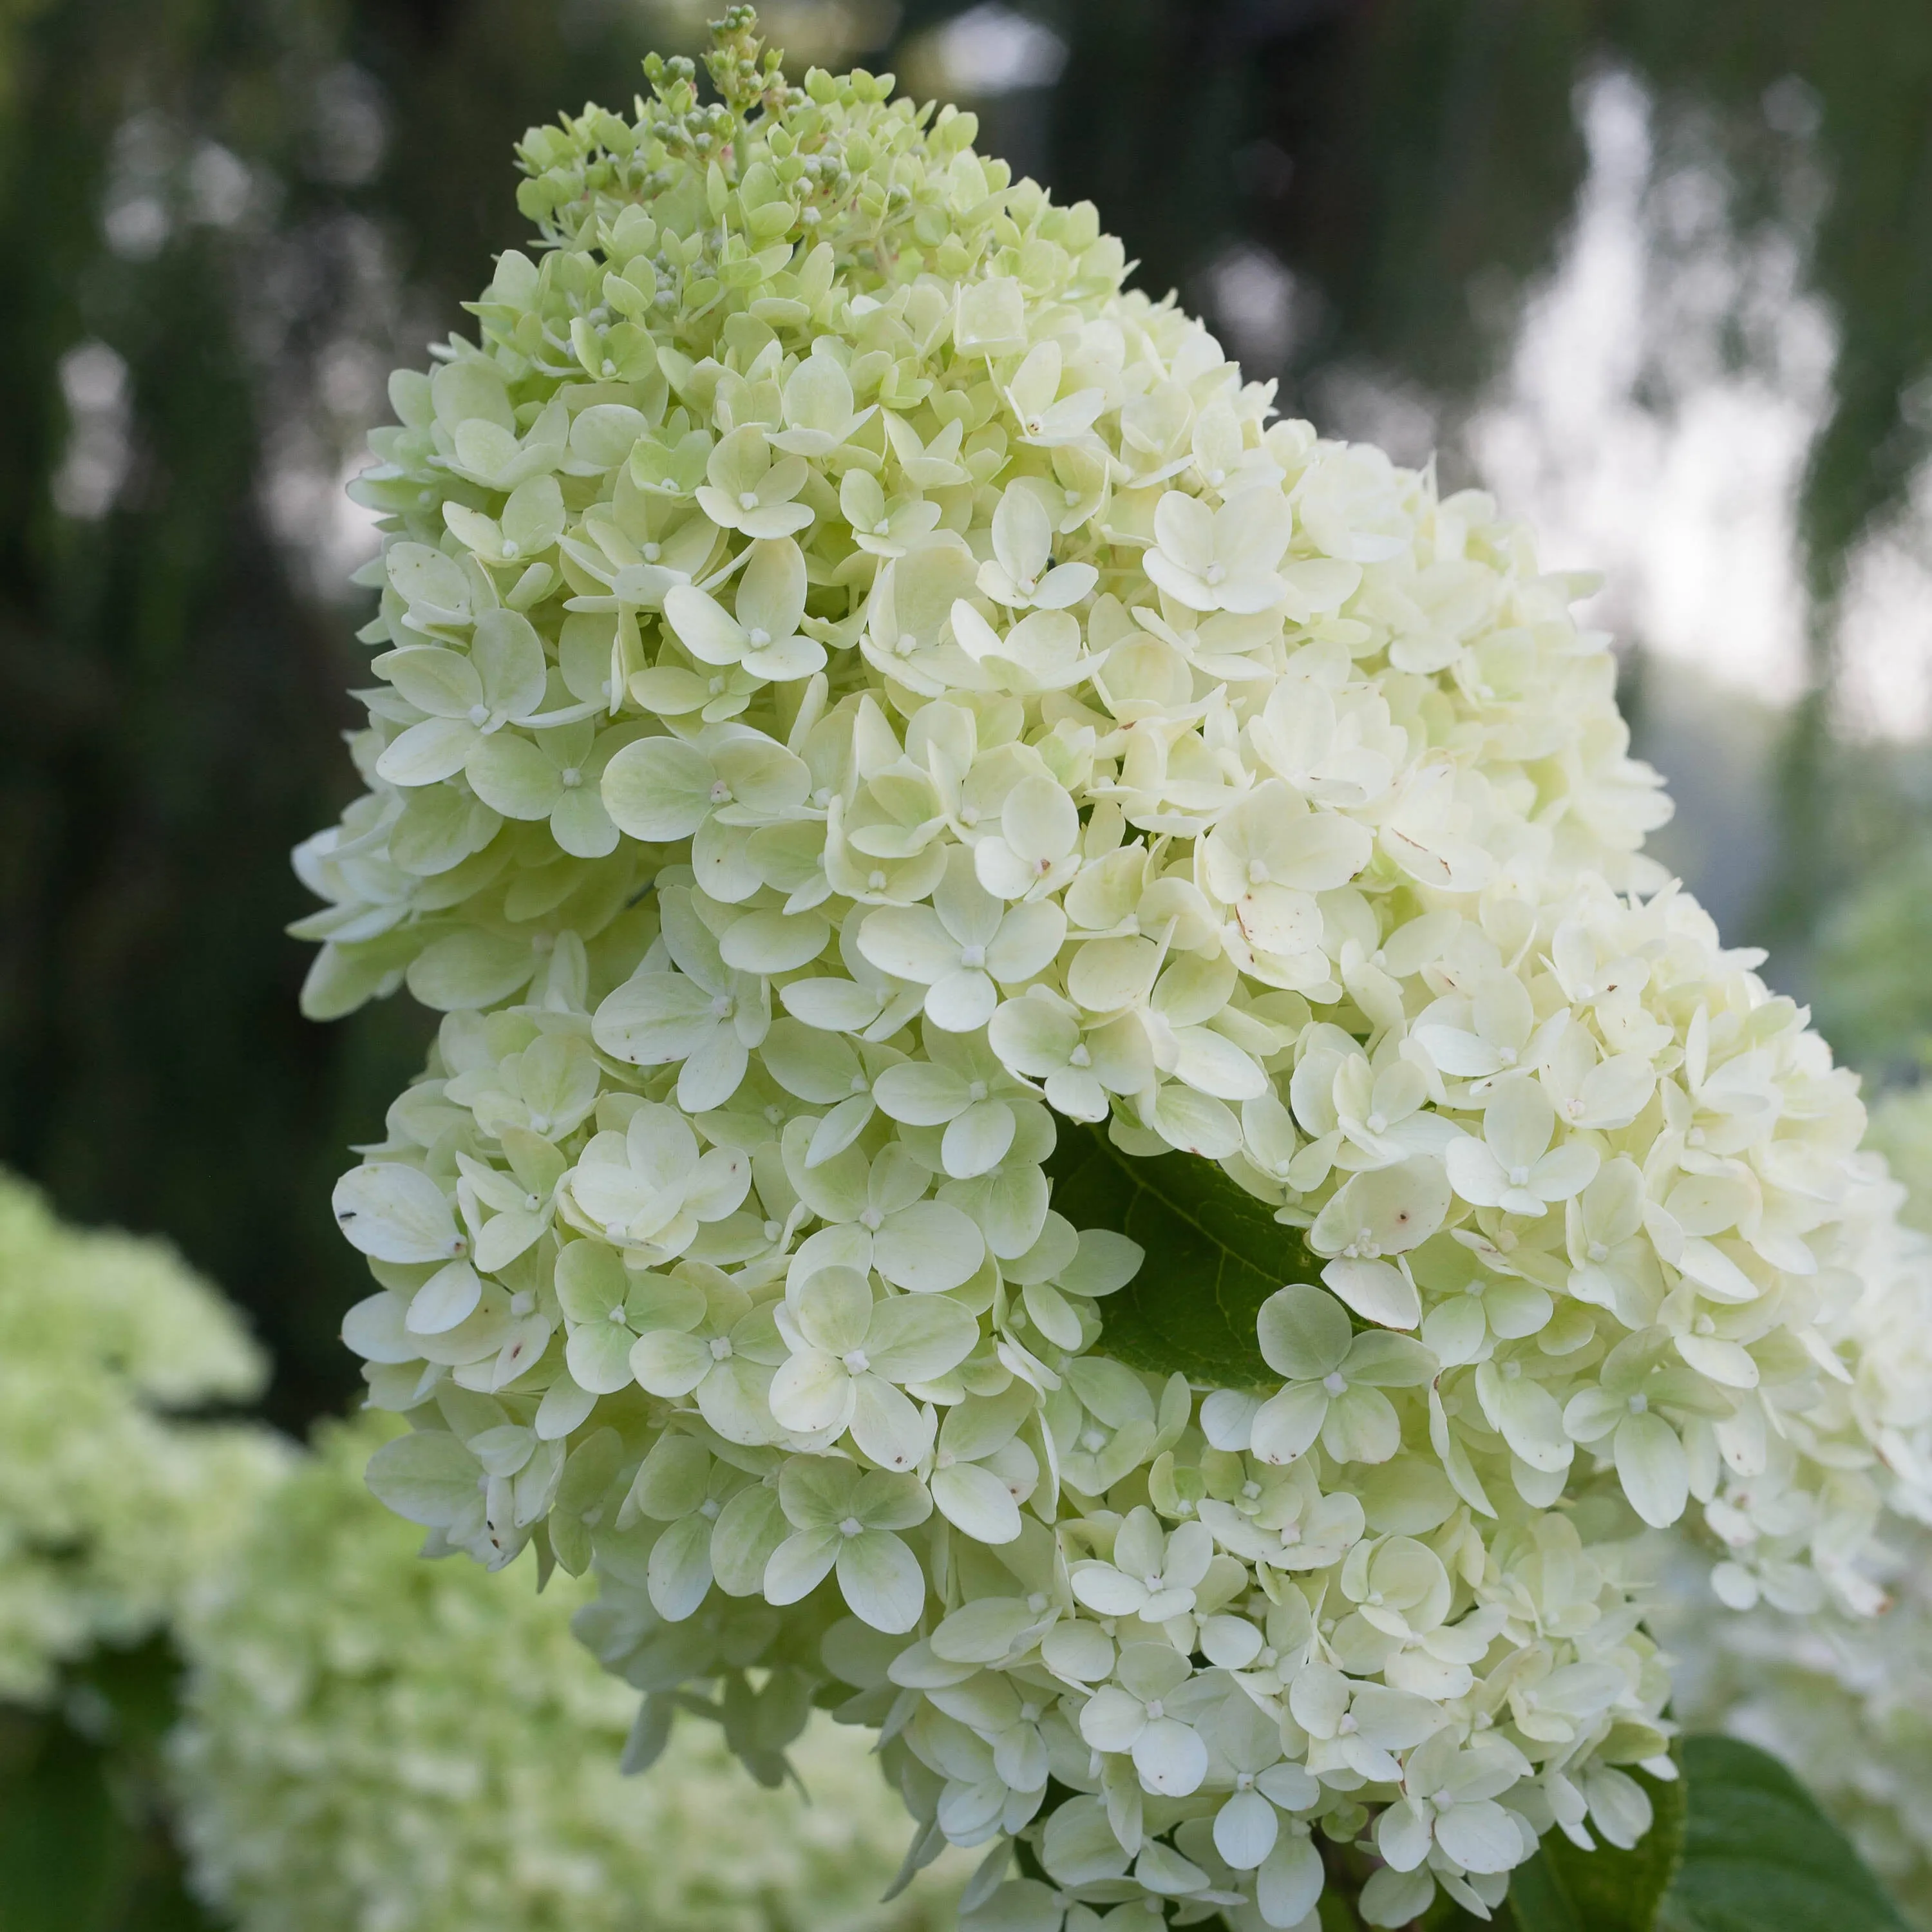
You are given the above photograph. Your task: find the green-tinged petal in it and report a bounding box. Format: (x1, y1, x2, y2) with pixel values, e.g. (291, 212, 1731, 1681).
(646, 1513, 714, 1622)
(601, 736, 715, 842)
(931, 1461, 1022, 1544)
(565, 1319, 638, 1395)
(762, 1525, 841, 1604)
(1615, 1409, 1689, 1526)
(835, 1529, 926, 1633)
(365, 1429, 480, 1528)
(1256, 1283, 1352, 1381)
(627, 1327, 713, 1397)
(334, 1162, 462, 1264)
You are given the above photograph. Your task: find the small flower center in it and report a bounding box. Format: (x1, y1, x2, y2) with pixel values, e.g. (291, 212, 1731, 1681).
(958, 943, 987, 969)
(838, 1516, 865, 1538)
(468, 703, 490, 726)
(1628, 1391, 1649, 1414)
(738, 490, 760, 509)
(842, 1349, 871, 1376)
(709, 1336, 733, 1360)
(748, 627, 771, 647)
(559, 768, 582, 788)
(1321, 1372, 1348, 1396)
(1069, 1044, 1092, 1068)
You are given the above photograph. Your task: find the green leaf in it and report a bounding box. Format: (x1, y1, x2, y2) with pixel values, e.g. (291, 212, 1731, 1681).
(1655, 1736, 1911, 1932)
(1501, 1738, 1911, 1932)
(1045, 1122, 1318, 1385)
(1507, 1756, 1685, 1932)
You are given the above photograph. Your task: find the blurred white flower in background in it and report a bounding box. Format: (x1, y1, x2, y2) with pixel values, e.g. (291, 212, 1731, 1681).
(169, 1413, 965, 1932)
(0, 1171, 287, 1706)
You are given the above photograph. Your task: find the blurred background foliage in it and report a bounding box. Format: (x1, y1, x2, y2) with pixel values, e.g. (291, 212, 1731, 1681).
(3, 0, 1931, 1443)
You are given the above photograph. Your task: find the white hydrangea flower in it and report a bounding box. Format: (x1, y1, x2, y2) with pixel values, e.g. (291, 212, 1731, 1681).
(298, 15, 1932, 1924)
(1643, 1088, 1932, 1931)
(0, 1171, 288, 1705)
(169, 1414, 967, 1932)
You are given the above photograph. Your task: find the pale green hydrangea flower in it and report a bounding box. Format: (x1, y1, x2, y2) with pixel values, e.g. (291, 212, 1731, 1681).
(1653, 1086, 1932, 1931)
(169, 1412, 964, 1932)
(0, 1168, 288, 1705)
(296, 12, 1932, 1924)
(1868, 1084, 1932, 1234)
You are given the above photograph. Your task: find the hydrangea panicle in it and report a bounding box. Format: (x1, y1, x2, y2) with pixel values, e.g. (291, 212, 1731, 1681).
(0, 1170, 287, 1705)
(298, 14, 1932, 1924)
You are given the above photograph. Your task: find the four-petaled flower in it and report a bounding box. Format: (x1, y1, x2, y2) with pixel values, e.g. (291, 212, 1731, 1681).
(770, 1262, 978, 1468)
(762, 1457, 934, 1633)
(1241, 1284, 1437, 1466)
(857, 846, 1066, 1033)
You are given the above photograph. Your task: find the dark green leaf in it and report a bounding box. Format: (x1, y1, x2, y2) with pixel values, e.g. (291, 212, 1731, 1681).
(1506, 1756, 1685, 1932)
(1655, 1735, 1910, 1932)
(1046, 1122, 1318, 1384)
